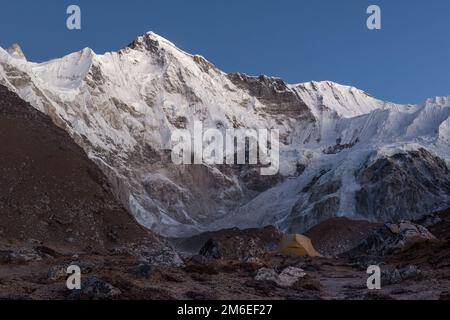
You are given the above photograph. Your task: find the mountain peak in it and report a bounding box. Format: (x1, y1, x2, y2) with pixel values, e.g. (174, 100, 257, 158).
(31, 47, 94, 91)
(1, 33, 450, 238)
(424, 95, 450, 107)
(127, 31, 178, 52)
(6, 43, 26, 61)
(292, 80, 385, 118)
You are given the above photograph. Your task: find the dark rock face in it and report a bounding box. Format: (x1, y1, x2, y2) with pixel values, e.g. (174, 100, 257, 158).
(0, 85, 160, 252)
(286, 148, 450, 235)
(287, 173, 342, 233)
(426, 208, 450, 241)
(345, 221, 438, 257)
(127, 32, 164, 56)
(238, 167, 284, 193)
(323, 138, 360, 155)
(356, 149, 450, 222)
(227, 73, 315, 121)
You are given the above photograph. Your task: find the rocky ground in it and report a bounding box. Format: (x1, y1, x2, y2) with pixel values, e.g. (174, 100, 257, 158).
(0, 211, 449, 300)
(0, 85, 449, 300)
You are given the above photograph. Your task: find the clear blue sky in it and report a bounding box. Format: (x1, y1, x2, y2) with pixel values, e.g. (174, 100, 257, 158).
(0, 0, 449, 104)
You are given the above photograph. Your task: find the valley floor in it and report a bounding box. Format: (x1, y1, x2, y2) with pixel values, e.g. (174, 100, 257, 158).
(1, 212, 449, 300)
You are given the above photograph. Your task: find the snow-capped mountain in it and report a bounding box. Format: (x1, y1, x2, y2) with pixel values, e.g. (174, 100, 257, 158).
(1, 32, 449, 237)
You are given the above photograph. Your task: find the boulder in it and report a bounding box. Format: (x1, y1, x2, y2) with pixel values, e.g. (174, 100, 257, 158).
(384, 221, 437, 254)
(140, 249, 184, 268)
(254, 268, 278, 283)
(48, 264, 68, 281)
(277, 267, 307, 287)
(0, 250, 41, 264)
(128, 263, 153, 278)
(199, 226, 282, 261)
(70, 276, 121, 300)
(346, 221, 438, 256)
(254, 267, 306, 288)
(382, 265, 422, 286)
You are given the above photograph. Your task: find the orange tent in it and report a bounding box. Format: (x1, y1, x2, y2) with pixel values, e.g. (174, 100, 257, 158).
(278, 234, 322, 257)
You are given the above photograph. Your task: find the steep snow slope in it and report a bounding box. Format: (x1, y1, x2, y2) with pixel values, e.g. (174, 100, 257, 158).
(0, 32, 449, 237)
(292, 81, 387, 118)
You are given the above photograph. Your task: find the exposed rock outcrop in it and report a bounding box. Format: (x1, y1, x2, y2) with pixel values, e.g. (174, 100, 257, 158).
(356, 149, 450, 222)
(346, 221, 439, 256)
(198, 226, 282, 261)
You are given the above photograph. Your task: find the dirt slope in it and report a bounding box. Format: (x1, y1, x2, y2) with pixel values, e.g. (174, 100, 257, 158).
(0, 85, 160, 252)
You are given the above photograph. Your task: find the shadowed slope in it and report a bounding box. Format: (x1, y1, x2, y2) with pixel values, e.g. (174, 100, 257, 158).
(0, 85, 160, 252)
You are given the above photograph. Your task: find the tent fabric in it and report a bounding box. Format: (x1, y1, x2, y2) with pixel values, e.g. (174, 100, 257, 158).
(278, 234, 322, 257)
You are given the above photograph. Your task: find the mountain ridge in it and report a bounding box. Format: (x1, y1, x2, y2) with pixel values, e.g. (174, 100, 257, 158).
(1, 31, 449, 237)
(0, 32, 425, 107)
(3, 31, 449, 107)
